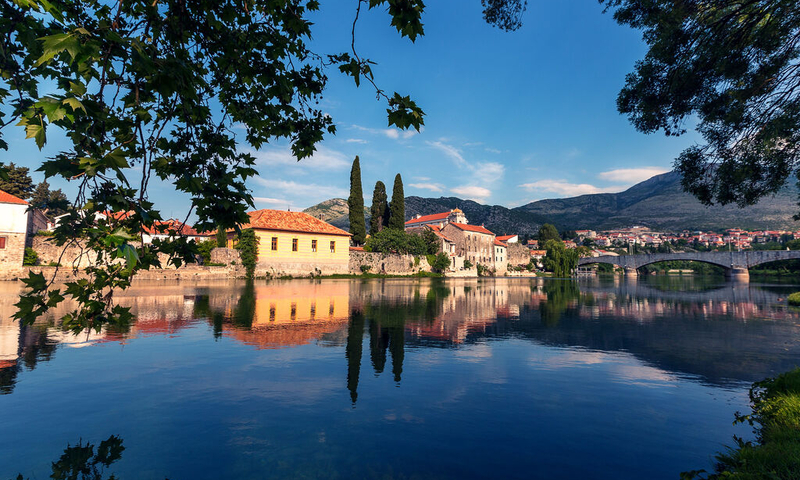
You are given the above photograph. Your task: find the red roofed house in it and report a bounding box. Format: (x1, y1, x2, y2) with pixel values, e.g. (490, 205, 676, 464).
(0, 189, 47, 267)
(405, 208, 468, 229)
(142, 219, 212, 244)
(496, 234, 518, 244)
(227, 209, 351, 276)
(442, 222, 507, 273)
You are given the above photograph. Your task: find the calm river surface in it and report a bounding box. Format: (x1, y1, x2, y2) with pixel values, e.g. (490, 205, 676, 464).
(2, 276, 800, 479)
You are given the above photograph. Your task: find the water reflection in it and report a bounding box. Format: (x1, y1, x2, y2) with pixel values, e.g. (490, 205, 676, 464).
(2, 277, 800, 396)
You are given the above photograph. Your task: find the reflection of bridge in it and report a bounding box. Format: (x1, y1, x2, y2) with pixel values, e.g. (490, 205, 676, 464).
(577, 250, 800, 280)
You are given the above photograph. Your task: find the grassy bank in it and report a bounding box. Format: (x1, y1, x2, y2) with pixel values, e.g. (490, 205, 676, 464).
(685, 368, 800, 479)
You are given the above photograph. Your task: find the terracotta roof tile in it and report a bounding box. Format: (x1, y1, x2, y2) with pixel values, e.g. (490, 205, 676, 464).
(243, 209, 351, 236)
(427, 224, 454, 243)
(493, 238, 507, 247)
(449, 222, 494, 235)
(496, 235, 516, 242)
(405, 212, 450, 225)
(0, 189, 28, 205)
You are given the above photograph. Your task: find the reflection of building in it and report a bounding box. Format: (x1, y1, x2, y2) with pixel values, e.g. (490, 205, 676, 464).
(228, 209, 351, 276)
(224, 282, 351, 349)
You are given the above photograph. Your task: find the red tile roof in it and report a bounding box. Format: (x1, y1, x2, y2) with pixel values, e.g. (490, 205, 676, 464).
(405, 212, 450, 225)
(449, 222, 494, 235)
(496, 235, 516, 242)
(243, 209, 351, 236)
(143, 219, 204, 237)
(493, 238, 507, 247)
(427, 224, 455, 243)
(0, 189, 28, 205)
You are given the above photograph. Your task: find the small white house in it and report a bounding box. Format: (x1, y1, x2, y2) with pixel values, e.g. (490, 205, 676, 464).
(0, 189, 46, 267)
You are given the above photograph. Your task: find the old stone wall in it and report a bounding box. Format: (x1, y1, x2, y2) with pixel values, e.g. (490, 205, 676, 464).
(0, 233, 26, 268)
(210, 247, 241, 265)
(32, 236, 99, 267)
(507, 243, 530, 266)
(0, 265, 245, 282)
(255, 260, 349, 277)
(348, 251, 432, 275)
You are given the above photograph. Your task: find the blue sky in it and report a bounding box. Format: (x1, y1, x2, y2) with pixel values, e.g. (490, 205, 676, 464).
(4, 0, 702, 219)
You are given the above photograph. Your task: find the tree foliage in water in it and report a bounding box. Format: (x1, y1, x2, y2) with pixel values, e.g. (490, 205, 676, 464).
(602, 0, 800, 214)
(348, 156, 366, 245)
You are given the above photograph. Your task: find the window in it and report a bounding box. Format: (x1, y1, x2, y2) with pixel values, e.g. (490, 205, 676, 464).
(269, 304, 276, 322)
(0, 237, 5, 249)
(330, 241, 336, 253)
(290, 302, 297, 321)
(311, 240, 317, 252)
(292, 238, 298, 252)
(271, 237, 278, 251)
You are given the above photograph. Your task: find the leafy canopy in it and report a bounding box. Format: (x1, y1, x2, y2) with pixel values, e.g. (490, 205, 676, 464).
(602, 0, 800, 212)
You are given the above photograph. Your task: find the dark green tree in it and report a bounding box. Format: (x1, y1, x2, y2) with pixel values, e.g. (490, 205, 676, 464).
(0, 163, 34, 199)
(369, 180, 389, 235)
(348, 156, 366, 245)
(538, 223, 560, 243)
(388, 173, 405, 230)
(602, 0, 800, 213)
(235, 229, 258, 279)
(30, 181, 70, 217)
(543, 239, 579, 277)
(216, 228, 228, 248)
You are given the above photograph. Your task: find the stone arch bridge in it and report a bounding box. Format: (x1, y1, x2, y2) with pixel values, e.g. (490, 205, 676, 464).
(577, 250, 800, 280)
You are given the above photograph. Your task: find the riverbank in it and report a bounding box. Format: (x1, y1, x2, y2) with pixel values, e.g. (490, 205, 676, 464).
(686, 368, 800, 479)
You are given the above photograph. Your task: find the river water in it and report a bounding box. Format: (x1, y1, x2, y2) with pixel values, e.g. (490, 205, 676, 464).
(2, 276, 800, 479)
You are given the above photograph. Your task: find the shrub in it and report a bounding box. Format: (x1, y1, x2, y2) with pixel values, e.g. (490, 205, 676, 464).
(464, 259, 473, 269)
(360, 264, 372, 274)
(430, 252, 451, 273)
(364, 228, 438, 255)
(197, 239, 217, 264)
(788, 292, 800, 306)
(35, 230, 54, 237)
(23, 248, 39, 266)
(235, 229, 258, 278)
(476, 263, 492, 277)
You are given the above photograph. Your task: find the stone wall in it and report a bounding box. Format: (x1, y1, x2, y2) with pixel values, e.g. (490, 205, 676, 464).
(255, 260, 349, 277)
(210, 247, 241, 265)
(348, 251, 432, 275)
(507, 243, 530, 266)
(0, 265, 244, 282)
(32, 236, 99, 267)
(0, 233, 26, 268)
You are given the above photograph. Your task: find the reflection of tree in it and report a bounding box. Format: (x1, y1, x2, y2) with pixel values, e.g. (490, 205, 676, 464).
(345, 309, 365, 403)
(13, 435, 126, 480)
(192, 294, 225, 340)
(231, 281, 256, 329)
(1, 324, 59, 395)
(540, 281, 580, 326)
(369, 319, 388, 374)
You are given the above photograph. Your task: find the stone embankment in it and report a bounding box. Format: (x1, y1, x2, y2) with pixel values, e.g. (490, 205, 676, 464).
(348, 251, 432, 275)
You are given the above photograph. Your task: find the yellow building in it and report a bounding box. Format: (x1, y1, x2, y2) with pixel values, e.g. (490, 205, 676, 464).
(229, 209, 351, 276)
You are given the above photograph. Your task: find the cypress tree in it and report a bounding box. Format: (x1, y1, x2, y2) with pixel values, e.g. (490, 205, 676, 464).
(216, 226, 227, 248)
(388, 173, 405, 230)
(369, 181, 389, 235)
(348, 156, 367, 245)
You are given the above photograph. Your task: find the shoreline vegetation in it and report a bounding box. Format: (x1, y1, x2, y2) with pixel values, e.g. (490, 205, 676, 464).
(683, 368, 800, 480)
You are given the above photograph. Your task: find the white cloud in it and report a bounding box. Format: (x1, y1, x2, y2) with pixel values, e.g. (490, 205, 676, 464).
(427, 140, 467, 167)
(409, 182, 445, 192)
(519, 180, 624, 197)
(473, 161, 505, 185)
(564, 147, 582, 160)
(485, 148, 502, 154)
(253, 196, 290, 206)
(597, 166, 670, 184)
(252, 146, 350, 171)
(413, 176, 431, 181)
(451, 185, 491, 201)
(346, 138, 368, 144)
(253, 177, 348, 200)
(352, 124, 420, 141)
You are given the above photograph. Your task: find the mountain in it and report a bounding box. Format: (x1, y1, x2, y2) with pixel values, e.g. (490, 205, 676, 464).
(304, 196, 545, 235)
(303, 198, 349, 227)
(515, 171, 800, 231)
(304, 171, 800, 234)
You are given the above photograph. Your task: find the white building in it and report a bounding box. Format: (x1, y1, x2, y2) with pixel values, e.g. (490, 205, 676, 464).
(0, 189, 46, 267)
